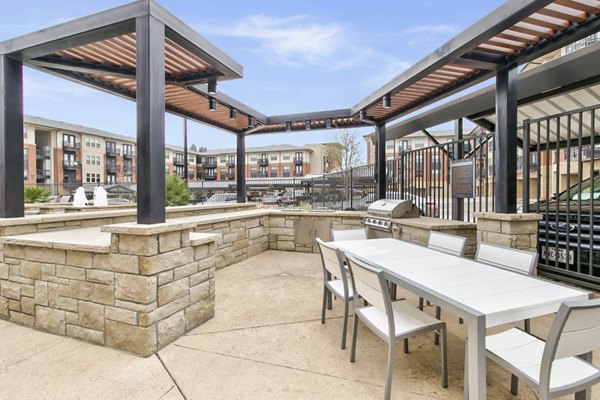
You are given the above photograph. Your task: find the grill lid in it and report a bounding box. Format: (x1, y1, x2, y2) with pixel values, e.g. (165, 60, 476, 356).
(367, 199, 419, 219)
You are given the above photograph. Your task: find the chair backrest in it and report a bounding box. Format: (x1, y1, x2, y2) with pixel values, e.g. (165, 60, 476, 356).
(475, 242, 538, 275)
(331, 228, 367, 241)
(539, 299, 600, 395)
(427, 231, 466, 257)
(344, 253, 391, 315)
(316, 238, 346, 280)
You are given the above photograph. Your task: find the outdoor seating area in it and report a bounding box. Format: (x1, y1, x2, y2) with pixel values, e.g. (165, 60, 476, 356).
(2, 249, 598, 400)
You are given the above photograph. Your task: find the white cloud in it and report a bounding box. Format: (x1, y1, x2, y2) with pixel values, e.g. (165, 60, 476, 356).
(23, 72, 96, 100)
(402, 24, 462, 46)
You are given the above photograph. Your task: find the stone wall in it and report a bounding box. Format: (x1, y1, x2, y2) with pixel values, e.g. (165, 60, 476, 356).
(392, 217, 478, 258)
(0, 222, 218, 357)
(0, 203, 256, 237)
(474, 212, 542, 253)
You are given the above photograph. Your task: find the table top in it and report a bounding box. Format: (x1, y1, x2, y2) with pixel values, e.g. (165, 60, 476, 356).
(332, 238, 590, 327)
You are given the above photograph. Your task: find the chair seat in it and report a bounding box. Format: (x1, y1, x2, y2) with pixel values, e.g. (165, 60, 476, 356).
(357, 300, 442, 340)
(326, 279, 353, 300)
(486, 328, 600, 392)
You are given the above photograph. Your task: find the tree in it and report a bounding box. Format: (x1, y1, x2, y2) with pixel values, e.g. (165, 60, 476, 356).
(332, 129, 363, 170)
(165, 175, 191, 206)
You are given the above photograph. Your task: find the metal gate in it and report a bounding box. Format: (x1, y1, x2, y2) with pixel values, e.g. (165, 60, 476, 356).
(523, 104, 600, 290)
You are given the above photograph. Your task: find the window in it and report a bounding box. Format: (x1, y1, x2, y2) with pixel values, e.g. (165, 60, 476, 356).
(415, 140, 424, 149)
(23, 128, 27, 139)
(270, 154, 277, 161)
(250, 154, 257, 162)
(431, 154, 440, 178)
(95, 139, 100, 148)
(386, 142, 394, 151)
(415, 154, 423, 177)
(165, 152, 170, 160)
(398, 140, 410, 152)
(86, 155, 91, 165)
(283, 165, 290, 177)
(283, 153, 290, 161)
(250, 167, 257, 178)
(220, 156, 226, 163)
(258, 166, 268, 177)
(86, 173, 91, 183)
(23, 149, 28, 180)
(294, 165, 302, 176)
(85, 137, 91, 147)
(220, 168, 226, 180)
(165, 166, 170, 175)
(96, 156, 101, 165)
(270, 166, 278, 178)
(189, 156, 195, 163)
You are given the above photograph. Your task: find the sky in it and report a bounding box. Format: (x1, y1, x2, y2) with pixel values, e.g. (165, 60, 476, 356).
(0, 0, 505, 159)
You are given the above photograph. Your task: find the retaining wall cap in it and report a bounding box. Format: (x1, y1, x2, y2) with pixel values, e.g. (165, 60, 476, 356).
(473, 212, 543, 221)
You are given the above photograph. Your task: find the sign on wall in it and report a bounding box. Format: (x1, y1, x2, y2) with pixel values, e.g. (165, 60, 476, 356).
(451, 159, 475, 198)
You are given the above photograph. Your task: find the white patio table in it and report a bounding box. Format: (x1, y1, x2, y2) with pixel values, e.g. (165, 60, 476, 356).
(330, 238, 591, 400)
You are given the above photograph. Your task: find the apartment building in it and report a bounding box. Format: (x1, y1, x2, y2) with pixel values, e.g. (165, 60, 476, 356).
(22, 116, 338, 192)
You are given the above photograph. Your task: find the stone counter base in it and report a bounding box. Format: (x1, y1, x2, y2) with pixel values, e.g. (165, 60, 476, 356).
(0, 223, 218, 357)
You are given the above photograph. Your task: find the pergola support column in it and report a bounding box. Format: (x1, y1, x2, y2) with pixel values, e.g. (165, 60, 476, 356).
(494, 64, 518, 213)
(452, 118, 464, 221)
(136, 14, 166, 224)
(376, 123, 387, 200)
(0, 55, 24, 218)
(236, 134, 246, 203)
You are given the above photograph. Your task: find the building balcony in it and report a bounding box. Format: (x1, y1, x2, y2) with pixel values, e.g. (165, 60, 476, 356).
(106, 164, 120, 174)
(106, 146, 120, 157)
(36, 148, 50, 159)
(226, 160, 235, 167)
(36, 169, 51, 179)
(123, 165, 134, 175)
(204, 175, 217, 180)
(63, 141, 80, 152)
(227, 172, 235, 180)
(257, 158, 268, 167)
(123, 150, 135, 159)
(203, 161, 217, 168)
(173, 158, 186, 166)
(293, 157, 303, 165)
(63, 161, 79, 170)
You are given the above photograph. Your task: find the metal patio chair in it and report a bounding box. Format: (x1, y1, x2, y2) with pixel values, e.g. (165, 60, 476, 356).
(331, 228, 367, 241)
(475, 242, 539, 332)
(344, 253, 448, 400)
(419, 231, 467, 343)
(316, 238, 354, 350)
(483, 299, 600, 400)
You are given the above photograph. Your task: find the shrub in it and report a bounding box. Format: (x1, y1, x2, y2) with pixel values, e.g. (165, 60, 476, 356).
(24, 186, 51, 203)
(165, 175, 191, 206)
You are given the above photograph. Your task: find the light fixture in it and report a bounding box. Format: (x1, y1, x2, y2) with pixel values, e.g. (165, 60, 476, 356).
(208, 97, 217, 111)
(325, 118, 332, 129)
(248, 116, 255, 127)
(305, 120, 311, 130)
(359, 110, 366, 121)
(229, 107, 237, 120)
(382, 94, 391, 109)
(285, 122, 291, 132)
(207, 78, 217, 95)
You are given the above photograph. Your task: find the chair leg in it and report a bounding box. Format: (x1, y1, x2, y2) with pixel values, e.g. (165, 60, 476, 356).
(350, 314, 359, 363)
(510, 374, 519, 395)
(434, 306, 441, 345)
(341, 297, 349, 350)
(440, 326, 448, 389)
(384, 340, 395, 400)
(459, 317, 464, 324)
(418, 297, 424, 311)
(327, 288, 333, 310)
(321, 286, 327, 324)
(403, 338, 409, 353)
(524, 318, 531, 333)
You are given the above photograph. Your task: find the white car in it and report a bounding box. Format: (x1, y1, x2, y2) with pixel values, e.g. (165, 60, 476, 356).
(206, 193, 237, 204)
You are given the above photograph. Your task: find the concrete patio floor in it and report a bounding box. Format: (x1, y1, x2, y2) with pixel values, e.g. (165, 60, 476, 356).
(0, 250, 598, 399)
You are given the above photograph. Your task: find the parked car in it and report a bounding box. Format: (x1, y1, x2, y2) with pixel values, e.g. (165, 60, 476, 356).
(529, 175, 600, 279)
(281, 190, 305, 205)
(262, 192, 283, 205)
(351, 191, 439, 217)
(206, 193, 238, 204)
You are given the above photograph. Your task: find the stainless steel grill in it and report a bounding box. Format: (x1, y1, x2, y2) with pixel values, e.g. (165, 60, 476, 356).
(365, 199, 419, 239)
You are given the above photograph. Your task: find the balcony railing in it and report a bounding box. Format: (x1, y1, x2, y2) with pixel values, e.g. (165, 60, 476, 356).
(226, 160, 235, 167)
(227, 172, 235, 180)
(123, 165, 134, 174)
(63, 161, 79, 170)
(204, 175, 217, 180)
(173, 158, 186, 166)
(62, 180, 82, 189)
(257, 158, 268, 166)
(36, 148, 50, 159)
(293, 157, 303, 165)
(106, 146, 120, 157)
(63, 141, 80, 152)
(122, 150, 135, 158)
(106, 164, 120, 174)
(203, 160, 217, 168)
(36, 169, 50, 179)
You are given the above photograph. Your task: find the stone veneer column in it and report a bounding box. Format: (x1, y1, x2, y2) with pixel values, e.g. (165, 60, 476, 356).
(474, 212, 542, 252)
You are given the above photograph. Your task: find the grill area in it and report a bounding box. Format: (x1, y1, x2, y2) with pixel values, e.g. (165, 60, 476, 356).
(365, 199, 419, 239)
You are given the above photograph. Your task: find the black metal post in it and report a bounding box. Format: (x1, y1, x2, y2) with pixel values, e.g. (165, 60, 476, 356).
(376, 123, 387, 200)
(136, 15, 166, 224)
(495, 64, 518, 213)
(236, 133, 246, 203)
(452, 118, 464, 221)
(522, 119, 530, 213)
(183, 118, 188, 181)
(0, 55, 24, 218)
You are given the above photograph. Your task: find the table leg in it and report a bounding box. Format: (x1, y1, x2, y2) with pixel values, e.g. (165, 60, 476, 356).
(575, 352, 592, 400)
(466, 315, 486, 400)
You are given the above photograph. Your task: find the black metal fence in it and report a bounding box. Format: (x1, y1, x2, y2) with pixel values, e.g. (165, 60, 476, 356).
(523, 104, 600, 290)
